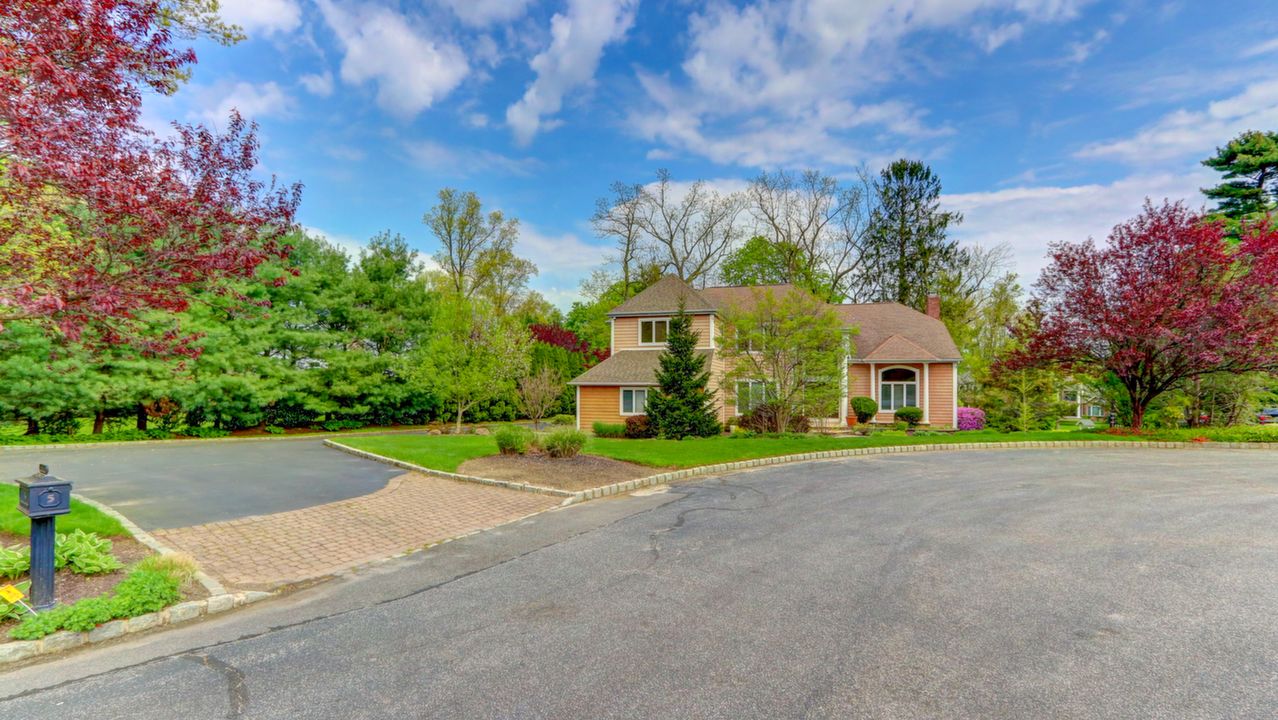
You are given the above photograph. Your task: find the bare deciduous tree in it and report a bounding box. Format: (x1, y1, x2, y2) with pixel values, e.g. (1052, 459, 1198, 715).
(591, 181, 648, 299)
(745, 169, 875, 302)
(637, 169, 744, 285)
(517, 366, 564, 427)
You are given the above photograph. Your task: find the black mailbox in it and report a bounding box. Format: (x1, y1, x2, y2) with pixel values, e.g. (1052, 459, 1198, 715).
(17, 465, 72, 519)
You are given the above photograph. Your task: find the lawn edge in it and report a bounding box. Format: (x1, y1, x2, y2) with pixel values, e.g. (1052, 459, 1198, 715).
(323, 440, 578, 500)
(0, 426, 435, 453)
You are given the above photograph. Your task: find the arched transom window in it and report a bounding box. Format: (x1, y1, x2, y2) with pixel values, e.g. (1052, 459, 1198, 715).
(879, 367, 918, 411)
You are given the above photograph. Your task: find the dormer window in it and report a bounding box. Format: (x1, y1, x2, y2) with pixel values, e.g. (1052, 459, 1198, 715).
(639, 318, 670, 345)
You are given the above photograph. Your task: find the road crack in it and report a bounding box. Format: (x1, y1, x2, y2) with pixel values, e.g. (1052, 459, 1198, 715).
(182, 653, 249, 718)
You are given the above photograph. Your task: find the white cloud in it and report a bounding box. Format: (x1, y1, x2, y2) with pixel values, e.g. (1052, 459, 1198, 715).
(975, 22, 1023, 52)
(1063, 28, 1108, 63)
(505, 0, 638, 145)
(1242, 37, 1278, 58)
(465, 112, 490, 128)
(403, 140, 539, 177)
(194, 81, 293, 125)
(1077, 78, 1278, 164)
(517, 225, 609, 275)
(300, 71, 334, 97)
(632, 0, 1090, 168)
(217, 0, 302, 36)
(318, 0, 469, 120)
(325, 144, 366, 162)
(943, 171, 1212, 284)
(440, 0, 534, 27)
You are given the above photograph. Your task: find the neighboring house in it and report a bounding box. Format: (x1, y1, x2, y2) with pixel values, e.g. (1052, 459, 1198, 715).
(1061, 385, 1105, 421)
(568, 276, 962, 430)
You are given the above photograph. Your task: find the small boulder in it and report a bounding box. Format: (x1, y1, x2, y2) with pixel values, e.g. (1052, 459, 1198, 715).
(428, 429, 442, 436)
(475, 427, 491, 436)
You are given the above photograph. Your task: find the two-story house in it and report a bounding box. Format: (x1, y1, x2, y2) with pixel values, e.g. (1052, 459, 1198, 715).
(568, 276, 962, 430)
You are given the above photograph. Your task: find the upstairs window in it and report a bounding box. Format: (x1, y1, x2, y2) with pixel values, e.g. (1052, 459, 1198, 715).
(639, 319, 669, 345)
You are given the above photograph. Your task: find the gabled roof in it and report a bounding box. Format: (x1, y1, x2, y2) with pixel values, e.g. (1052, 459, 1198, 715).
(834, 303, 960, 361)
(698, 283, 801, 311)
(608, 276, 716, 316)
(862, 334, 939, 361)
(569, 349, 714, 386)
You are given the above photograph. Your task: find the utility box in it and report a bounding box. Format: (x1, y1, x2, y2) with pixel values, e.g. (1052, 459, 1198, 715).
(17, 465, 72, 519)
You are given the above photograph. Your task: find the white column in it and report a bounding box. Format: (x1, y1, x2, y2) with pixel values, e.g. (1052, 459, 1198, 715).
(575, 386, 581, 431)
(869, 362, 877, 422)
(839, 354, 849, 424)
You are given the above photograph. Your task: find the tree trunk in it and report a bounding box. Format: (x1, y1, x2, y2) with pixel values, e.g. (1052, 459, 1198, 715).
(136, 403, 148, 431)
(1129, 400, 1146, 430)
(25, 418, 39, 435)
(93, 409, 106, 434)
(456, 402, 465, 433)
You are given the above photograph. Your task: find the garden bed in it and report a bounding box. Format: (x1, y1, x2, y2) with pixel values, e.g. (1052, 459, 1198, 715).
(457, 453, 663, 492)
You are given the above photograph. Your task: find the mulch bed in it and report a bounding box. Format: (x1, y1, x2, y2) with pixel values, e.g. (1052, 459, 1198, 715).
(0, 533, 208, 633)
(457, 453, 665, 492)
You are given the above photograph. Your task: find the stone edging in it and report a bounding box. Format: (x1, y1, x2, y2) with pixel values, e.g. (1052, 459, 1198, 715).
(0, 590, 273, 666)
(323, 440, 578, 500)
(332, 439, 1278, 507)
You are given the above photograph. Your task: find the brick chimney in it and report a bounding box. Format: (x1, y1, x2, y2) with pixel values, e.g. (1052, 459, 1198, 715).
(926, 294, 941, 319)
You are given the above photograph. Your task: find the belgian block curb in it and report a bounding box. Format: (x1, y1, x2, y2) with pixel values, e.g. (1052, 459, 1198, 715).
(0, 590, 272, 666)
(326, 438, 1278, 507)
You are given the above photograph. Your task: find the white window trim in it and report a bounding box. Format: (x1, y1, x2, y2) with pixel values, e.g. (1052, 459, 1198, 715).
(733, 379, 770, 416)
(878, 365, 919, 412)
(619, 387, 651, 416)
(637, 317, 671, 347)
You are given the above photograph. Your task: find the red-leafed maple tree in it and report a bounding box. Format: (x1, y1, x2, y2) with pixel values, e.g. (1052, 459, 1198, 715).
(529, 323, 609, 364)
(1008, 201, 1278, 429)
(0, 0, 301, 352)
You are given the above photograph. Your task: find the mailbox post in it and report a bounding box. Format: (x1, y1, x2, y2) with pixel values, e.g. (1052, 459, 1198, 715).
(17, 465, 72, 610)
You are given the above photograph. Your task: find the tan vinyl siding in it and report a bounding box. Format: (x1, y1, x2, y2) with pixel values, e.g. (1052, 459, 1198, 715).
(927, 362, 956, 428)
(579, 386, 625, 430)
(611, 314, 713, 352)
(848, 363, 872, 399)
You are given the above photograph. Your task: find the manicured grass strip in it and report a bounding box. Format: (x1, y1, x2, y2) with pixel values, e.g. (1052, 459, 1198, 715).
(581, 430, 1134, 468)
(340, 434, 498, 473)
(0, 485, 129, 538)
(341, 426, 1278, 476)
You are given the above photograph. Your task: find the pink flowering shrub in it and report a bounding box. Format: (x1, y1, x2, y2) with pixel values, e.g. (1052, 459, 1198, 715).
(957, 407, 986, 431)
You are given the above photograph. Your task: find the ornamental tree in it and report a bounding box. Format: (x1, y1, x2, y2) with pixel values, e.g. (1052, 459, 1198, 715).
(1007, 201, 1278, 429)
(0, 0, 301, 351)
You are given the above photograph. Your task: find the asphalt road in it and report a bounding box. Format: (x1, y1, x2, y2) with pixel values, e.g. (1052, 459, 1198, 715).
(4, 448, 1278, 719)
(0, 439, 402, 529)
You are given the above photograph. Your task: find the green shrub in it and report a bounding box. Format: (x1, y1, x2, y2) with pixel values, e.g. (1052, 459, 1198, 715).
(0, 545, 29, 579)
(592, 422, 626, 438)
(624, 414, 657, 439)
(110, 569, 180, 616)
(320, 419, 366, 432)
(264, 425, 285, 435)
(542, 428, 587, 458)
(61, 596, 118, 632)
(57, 530, 125, 575)
(494, 424, 535, 455)
(894, 406, 923, 427)
(183, 426, 230, 439)
(850, 396, 878, 423)
(739, 402, 810, 434)
(549, 414, 575, 426)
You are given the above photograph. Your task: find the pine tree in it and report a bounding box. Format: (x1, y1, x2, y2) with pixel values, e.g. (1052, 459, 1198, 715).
(646, 305, 721, 439)
(1202, 130, 1278, 233)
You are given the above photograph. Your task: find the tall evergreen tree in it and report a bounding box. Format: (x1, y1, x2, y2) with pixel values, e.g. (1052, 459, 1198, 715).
(646, 305, 720, 439)
(1202, 130, 1278, 230)
(862, 159, 963, 310)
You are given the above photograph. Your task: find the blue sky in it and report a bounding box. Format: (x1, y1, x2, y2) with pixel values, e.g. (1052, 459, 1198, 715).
(144, 0, 1278, 307)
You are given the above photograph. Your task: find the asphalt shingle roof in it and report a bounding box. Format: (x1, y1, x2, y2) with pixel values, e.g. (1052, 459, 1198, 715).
(569, 349, 714, 386)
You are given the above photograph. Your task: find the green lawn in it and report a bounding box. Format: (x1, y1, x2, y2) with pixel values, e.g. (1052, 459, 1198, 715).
(0, 485, 129, 538)
(341, 428, 1158, 473)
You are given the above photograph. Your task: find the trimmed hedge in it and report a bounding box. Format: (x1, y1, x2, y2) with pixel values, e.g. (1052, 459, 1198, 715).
(592, 422, 627, 438)
(894, 406, 923, 427)
(850, 396, 878, 423)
